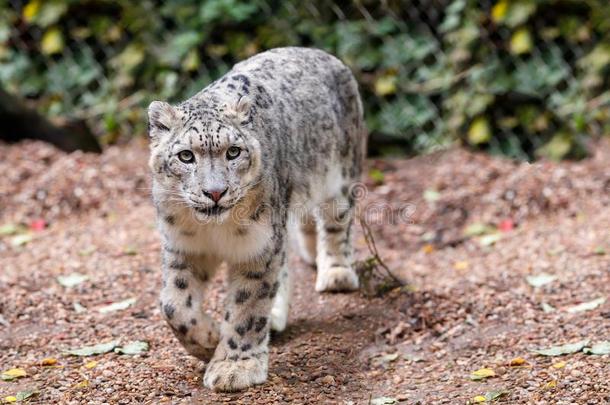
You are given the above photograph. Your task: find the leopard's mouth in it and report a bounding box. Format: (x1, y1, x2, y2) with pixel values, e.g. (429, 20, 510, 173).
(193, 204, 230, 216)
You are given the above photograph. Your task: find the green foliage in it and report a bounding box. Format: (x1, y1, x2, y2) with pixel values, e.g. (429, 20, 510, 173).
(0, 0, 609, 160)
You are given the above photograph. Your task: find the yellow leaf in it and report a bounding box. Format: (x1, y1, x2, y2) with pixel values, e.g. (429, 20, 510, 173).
(491, 0, 509, 23)
(509, 357, 527, 366)
(470, 367, 496, 380)
(422, 244, 434, 254)
(552, 361, 566, 369)
(545, 379, 557, 389)
(374, 74, 397, 97)
(467, 116, 491, 145)
(41, 358, 57, 366)
(22, 0, 41, 23)
(84, 361, 97, 369)
(454, 261, 469, 270)
(1, 368, 27, 381)
(3, 396, 17, 403)
(41, 27, 64, 55)
(473, 396, 486, 403)
(73, 380, 89, 389)
(510, 28, 533, 55)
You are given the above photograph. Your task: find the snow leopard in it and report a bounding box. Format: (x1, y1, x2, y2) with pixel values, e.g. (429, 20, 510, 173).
(148, 47, 367, 391)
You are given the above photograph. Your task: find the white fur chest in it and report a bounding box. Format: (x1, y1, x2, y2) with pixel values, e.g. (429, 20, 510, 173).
(160, 210, 273, 264)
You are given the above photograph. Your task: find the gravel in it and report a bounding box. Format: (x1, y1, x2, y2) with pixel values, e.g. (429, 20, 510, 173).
(0, 139, 608, 404)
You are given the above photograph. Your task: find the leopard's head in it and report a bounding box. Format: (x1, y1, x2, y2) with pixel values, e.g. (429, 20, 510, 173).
(147, 96, 263, 223)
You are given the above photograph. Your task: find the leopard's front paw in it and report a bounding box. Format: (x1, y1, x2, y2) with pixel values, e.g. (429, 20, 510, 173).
(203, 354, 268, 391)
(315, 265, 359, 292)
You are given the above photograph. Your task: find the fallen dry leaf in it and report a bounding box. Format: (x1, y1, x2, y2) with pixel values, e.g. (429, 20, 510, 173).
(533, 340, 589, 356)
(97, 298, 136, 313)
(65, 341, 118, 356)
(454, 261, 469, 270)
(1, 368, 26, 381)
(57, 273, 89, 288)
(470, 368, 496, 381)
(544, 380, 557, 389)
(422, 244, 434, 254)
(552, 361, 566, 369)
(114, 341, 149, 355)
(73, 380, 89, 389)
(509, 357, 527, 366)
(526, 273, 557, 288)
(40, 358, 57, 366)
(84, 361, 98, 369)
(565, 297, 606, 313)
(583, 341, 610, 355)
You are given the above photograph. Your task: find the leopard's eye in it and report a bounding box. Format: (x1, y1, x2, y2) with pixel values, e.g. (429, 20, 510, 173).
(226, 146, 241, 160)
(178, 150, 195, 163)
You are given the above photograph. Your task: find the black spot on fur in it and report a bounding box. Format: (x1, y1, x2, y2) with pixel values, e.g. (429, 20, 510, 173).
(235, 325, 246, 336)
(178, 324, 188, 335)
(241, 343, 252, 351)
(169, 261, 188, 270)
(235, 289, 251, 304)
(245, 316, 255, 332)
(245, 271, 265, 280)
(174, 277, 188, 289)
(257, 282, 271, 299)
(254, 316, 267, 332)
(163, 303, 175, 319)
(269, 281, 280, 299)
(190, 318, 197, 325)
(224, 311, 231, 321)
(186, 294, 192, 307)
(164, 215, 175, 225)
(325, 225, 343, 233)
(228, 338, 238, 350)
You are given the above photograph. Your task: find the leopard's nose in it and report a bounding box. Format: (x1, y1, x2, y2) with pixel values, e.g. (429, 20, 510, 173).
(203, 188, 227, 203)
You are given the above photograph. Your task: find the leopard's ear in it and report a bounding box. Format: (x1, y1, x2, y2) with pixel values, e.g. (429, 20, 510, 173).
(224, 96, 253, 126)
(148, 101, 178, 144)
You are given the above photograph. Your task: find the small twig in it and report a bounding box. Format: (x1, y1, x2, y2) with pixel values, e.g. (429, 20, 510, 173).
(358, 215, 404, 287)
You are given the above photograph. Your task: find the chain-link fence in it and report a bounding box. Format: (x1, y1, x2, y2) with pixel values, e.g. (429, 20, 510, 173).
(2, 0, 609, 160)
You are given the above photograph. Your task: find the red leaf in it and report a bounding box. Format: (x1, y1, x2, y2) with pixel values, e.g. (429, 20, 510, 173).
(30, 219, 46, 232)
(498, 219, 514, 232)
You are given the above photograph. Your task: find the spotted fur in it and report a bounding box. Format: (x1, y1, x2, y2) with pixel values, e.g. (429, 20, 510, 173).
(148, 47, 367, 392)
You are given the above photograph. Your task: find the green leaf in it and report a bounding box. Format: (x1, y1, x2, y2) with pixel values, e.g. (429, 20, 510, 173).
(369, 168, 385, 185)
(533, 340, 589, 356)
(565, 297, 606, 313)
(583, 341, 610, 355)
(114, 341, 149, 355)
(65, 341, 118, 356)
(0, 224, 19, 236)
(23, 0, 68, 27)
(15, 390, 38, 401)
(492, 0, 536, 27)
(485, 390, 509, 401)
(470, 368, 496, 381)
(160, 31, 201, 66)
(536, 132, 573, 161)
(97, 298, 136, 314)
(463, 223, 494, 237)
(57, 273, 89, 288)
(526, 273, 557, 288)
